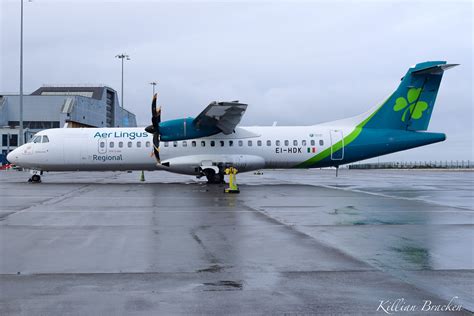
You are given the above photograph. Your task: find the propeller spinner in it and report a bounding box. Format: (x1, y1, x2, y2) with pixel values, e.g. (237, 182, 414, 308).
(145, 93, 161, 164)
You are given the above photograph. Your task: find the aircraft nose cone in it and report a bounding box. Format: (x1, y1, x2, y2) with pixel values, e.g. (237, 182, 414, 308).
(6, 149, 18, 164)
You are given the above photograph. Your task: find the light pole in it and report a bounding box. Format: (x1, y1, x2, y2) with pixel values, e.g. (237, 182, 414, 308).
(19, 0, 25, 145)
(149, 81, 157, 96)
(115, 53, 130, 109)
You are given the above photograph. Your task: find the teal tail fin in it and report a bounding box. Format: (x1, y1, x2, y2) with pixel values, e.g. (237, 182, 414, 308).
(364, 61, 458, 131)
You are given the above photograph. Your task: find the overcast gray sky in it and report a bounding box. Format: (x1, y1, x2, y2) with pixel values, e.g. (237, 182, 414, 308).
(1, 0, 472, 161)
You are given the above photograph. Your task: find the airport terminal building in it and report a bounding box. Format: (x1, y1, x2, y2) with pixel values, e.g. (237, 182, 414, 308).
(0, 85, 137, 161)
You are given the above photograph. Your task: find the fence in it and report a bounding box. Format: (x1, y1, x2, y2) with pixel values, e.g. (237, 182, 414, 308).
(349, 160, 473, 169)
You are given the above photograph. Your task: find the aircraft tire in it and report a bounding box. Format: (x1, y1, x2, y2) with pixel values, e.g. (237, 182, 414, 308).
(204, 169, 224, 184)
(31, 175, 41, 183)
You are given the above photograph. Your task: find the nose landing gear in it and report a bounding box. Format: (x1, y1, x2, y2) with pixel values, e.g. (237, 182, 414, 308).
(28, 170, 42, 183)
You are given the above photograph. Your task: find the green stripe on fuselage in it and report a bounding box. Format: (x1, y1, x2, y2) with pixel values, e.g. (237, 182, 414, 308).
(295, 98, 388, 168)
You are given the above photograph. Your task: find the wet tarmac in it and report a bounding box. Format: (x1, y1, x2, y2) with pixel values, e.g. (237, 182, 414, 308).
(0, 169, 473, 315)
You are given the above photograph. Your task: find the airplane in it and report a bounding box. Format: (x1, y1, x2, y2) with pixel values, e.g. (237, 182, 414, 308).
(7, 61, 457, 184)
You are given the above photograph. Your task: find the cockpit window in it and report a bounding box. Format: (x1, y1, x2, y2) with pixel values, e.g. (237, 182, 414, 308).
(42, 136, 49, 143)
(32, 136, 42, 143)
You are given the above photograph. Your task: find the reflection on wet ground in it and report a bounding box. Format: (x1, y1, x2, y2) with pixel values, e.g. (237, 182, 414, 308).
(0, 169, 472, 315)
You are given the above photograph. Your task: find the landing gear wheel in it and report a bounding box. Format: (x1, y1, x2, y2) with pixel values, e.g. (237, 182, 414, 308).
(30, 174, 41, 183)
(216, 172, 224, 184)
(204, 169, 225, 184)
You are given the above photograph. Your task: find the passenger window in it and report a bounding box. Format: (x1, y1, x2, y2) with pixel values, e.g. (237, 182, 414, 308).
(100, 142, 105, 148)
(173, 141, 178, 147)
(109, 142, 114, 148)
(42, 136, 49, 143)
(145, 141, 150, 148)
(192, 141, 196, 147)
(201, 141, 205, 147)
(182, 141, 187, 147)
(284, 140, 289, 146)
(137, 141, 141, 148)
(302, 140, 307, 146)
(119, 141, 124, 148)
(266, 140, 271, 146)
(310, 139, 315, 146)
(276, 140, 280, 146)
(210, 141, 215, 147)
(248, 140, 252, 146)
(229, 140, 233, 147)
(238, 140, 243, 146)
(319, 139, 324, 146)
(257, 140, 262, 146)
(293, 140, 298, 146)
(164, 142, 169, 147)
(220, 140, 225, 147)
(128, 141, 132, 148)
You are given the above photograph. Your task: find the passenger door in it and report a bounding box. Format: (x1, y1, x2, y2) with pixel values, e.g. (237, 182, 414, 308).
(330, 129, 344, 160)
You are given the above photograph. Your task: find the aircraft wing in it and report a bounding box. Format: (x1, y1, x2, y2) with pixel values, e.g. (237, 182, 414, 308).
(193, 101, 248, 135)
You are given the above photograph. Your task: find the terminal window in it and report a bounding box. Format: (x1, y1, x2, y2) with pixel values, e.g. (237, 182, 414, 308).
(2, 134, 18, 147)
(8, 121, 60, 129)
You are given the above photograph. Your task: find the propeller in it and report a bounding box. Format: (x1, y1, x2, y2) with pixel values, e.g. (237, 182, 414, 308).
(145, 93, 161, 164)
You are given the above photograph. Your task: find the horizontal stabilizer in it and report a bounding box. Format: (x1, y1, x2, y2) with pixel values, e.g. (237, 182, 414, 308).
(412, 63, 459, 76)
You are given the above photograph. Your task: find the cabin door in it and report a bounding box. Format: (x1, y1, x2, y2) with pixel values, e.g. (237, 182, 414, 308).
(330, 130, 344, 160)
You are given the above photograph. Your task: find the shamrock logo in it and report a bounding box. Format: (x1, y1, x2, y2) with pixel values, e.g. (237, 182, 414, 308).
(393, 88, 428, 122)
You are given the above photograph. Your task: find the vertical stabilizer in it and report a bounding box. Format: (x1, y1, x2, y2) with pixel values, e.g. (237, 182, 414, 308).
(364, 61, 458, 131)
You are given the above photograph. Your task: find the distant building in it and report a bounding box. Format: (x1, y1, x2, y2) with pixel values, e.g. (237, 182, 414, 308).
(0, 85, 137, 163)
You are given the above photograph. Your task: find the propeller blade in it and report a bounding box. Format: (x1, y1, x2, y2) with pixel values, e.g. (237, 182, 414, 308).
(152, 132, 160, 163)
(146, 93, 161, 164)
(151, 93, 161, 131)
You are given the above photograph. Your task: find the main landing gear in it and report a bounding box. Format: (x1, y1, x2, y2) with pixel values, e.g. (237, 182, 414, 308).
(203, 168, 225, 184)
(28, 170, 42, 183)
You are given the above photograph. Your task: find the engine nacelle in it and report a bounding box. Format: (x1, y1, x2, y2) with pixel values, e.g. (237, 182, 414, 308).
(159, 117, 221, 141)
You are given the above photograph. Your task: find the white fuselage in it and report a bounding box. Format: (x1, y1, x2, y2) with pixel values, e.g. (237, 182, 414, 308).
(8, 125, 352, 175)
